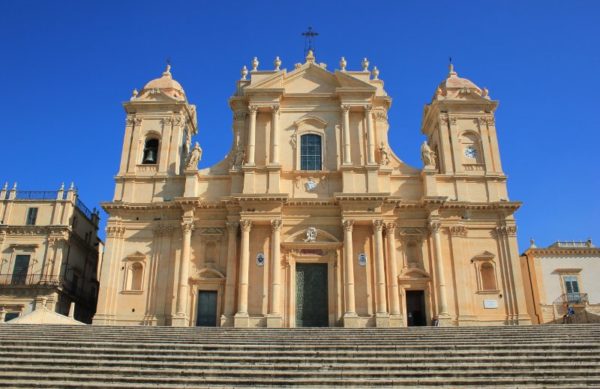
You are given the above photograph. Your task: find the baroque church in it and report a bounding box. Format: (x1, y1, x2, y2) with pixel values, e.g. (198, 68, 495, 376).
(94, 51, 532, 328)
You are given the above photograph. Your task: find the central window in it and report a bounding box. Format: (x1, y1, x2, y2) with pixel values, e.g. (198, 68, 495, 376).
(300, 134, 322, 170)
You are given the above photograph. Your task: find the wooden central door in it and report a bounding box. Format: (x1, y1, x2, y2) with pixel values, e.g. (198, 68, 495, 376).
(296, 263, 328, 327)
(196, 291, 217, 327)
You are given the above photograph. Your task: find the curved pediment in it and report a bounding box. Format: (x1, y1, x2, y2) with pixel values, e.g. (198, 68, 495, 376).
(196, 267, 225, 279)
(400, 267, 430, 279)
(286, 227, 340, 244)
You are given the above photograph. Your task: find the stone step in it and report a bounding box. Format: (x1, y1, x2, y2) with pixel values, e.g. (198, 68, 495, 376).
(0, 370, 599, 387)
(2, 358, 599, 372)
(5, 349, 599, 363)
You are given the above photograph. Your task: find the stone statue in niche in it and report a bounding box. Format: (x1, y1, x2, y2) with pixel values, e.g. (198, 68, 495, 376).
(379, 142, 390, 166)
(304, 227, 317, 242)
(231, 147, 245, 170)
(186, 142, 202, 169)
(421, 141, 437, 169)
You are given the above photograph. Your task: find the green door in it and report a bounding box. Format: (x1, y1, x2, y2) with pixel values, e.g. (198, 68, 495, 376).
(196, 291, 217, 327)
(296, 263, 328, 327)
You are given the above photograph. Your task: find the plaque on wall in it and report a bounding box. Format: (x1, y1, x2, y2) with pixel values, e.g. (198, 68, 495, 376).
(256, 253, 265, 267)
(358, 253, 367, 267)
(483, 299, 498, 309)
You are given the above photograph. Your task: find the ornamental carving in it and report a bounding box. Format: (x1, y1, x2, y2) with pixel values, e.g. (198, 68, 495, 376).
(174, 115, 184, 126)
(240, 220, 253, 232)
(303, 227, 317, 242)
(181, 221, 194, 234)
(125, 116, 134, 126)
(485, 117, 495, 126)
(449, 225, 468, 237)
(342, 220, 354, 232)
(384, 222, 397, 233)
(271, 219, 282, 231)
(374, 110, 388, 122)
(162, 117, 173, 125)
(507, 226, 517, 236)
(233, 111, 247, 121)
(134, 118, 143, 125)
(428, 221, 442, 233)
(248, 105, 258, 114)
(197, 227, 224, 235)
(341, 104, 350, 113)
(398, 227, 425, 236)
(373, 220, 384, 232)
(106, 225, 126, 238)
(225, 222, 239, 233)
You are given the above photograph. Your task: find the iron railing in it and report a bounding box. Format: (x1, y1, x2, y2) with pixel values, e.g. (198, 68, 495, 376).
(0, 273, 61, 286)
(554, 292, 589, 305)
(14, 191, 62, 200)
(75, 198, 93, 220)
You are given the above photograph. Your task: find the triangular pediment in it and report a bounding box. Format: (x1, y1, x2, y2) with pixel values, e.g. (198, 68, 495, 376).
(283, 64, 341, 94)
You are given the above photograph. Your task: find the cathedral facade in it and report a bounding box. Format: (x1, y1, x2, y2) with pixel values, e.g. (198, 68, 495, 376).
(94, 52, 532, 327)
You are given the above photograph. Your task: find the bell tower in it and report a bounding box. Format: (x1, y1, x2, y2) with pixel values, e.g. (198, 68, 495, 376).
(421, 64, 507, 201)
(114, 65, 198, 203)
(422, 64, 504, 175)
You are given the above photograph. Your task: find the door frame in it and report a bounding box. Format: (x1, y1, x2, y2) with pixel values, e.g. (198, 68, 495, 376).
(189, 270, 225, 327)
(195, 290, 219, 327)
(285, 248, 340, 328)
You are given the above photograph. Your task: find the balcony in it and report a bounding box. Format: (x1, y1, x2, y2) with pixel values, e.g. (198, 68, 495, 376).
(0, 273, 61, 287)
(553, 292, 589, 305)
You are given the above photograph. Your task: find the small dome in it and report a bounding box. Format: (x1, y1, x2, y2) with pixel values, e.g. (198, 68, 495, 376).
(141, 64, 186, 100)
(434, 64, 483, 100)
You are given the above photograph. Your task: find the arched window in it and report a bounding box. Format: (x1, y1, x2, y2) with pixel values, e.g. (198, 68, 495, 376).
(480, 262, 497, 291)
(300, 134, 322, 171)
(142, 138, 159, 164)
(127, 262, 143, 291)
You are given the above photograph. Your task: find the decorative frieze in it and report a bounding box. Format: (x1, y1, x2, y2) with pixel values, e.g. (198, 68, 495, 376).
(449, 225, 468, 237)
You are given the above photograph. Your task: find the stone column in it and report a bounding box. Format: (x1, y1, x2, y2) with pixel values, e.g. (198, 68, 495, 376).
(221, 222, 239, 326)
(173, 220, 193, 326)
(247, 106, 257, 165)
(271, 105, 280, 165)
(268, 219, 283, 327)
(373, 220, 389, 326)
(365, 105, 376, 165)
(385, 223, 402, 325)
(342, 105, 351, 165)
(235, 220, 252, 327)
(429, 220, 449, 318)
(342, 220, 357, 326)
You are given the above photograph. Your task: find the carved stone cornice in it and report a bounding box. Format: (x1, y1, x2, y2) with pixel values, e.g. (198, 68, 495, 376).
(271, 219, 282, 231)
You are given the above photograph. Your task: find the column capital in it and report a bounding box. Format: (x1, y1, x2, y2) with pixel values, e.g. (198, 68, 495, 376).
(373, 219, 384, 231)
(233, 111, 247, 121)
(341, 104, 350, 112)
(248, 105, 258, 114)
(240, 220, 253, 232)
(365, 104, 373, 112)
(271, 105, 280, 114)
(342, 219, 354, 232)
(271, 219, 282, 231)
(226, 221, 239, 233)
(384, 222, 397, 233)
(181, 221, 194, 234)
(428, 220, 442, 233)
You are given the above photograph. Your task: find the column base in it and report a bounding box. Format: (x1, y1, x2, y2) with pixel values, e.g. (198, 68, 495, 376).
(436, 313, 453, 327)
(343, 313, 360, 328)
(515, 313, 533, 325)
(375, 313, 390, 327)
(220, 314, 234, 327)
(142, 315, 158, 326)
(389, 314, 404, 327)
(234, 313, 250, 328)
(92, 314, 115, 325)
(266, 315, 283, 328)
(171, 314, 189, 327)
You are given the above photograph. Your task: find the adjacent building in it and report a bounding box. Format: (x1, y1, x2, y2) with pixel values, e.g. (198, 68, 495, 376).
(94, 52, 532, 328)
(521, 239, 600, 324)
(0, 183, 101, 323)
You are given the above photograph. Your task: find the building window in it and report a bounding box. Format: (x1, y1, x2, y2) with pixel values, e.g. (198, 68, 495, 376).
(26, 208, 38, 225)
(142, 138, 159, 164)
(126, 262, 144, 291)
(480, 263, 497, 291)
(564, 275, 581, 303)
(300, 134, 322, 171)
(12, 255, 30, 285)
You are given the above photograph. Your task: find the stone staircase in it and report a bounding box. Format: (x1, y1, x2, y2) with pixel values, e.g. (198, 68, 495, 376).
(0, 324, 599, 388)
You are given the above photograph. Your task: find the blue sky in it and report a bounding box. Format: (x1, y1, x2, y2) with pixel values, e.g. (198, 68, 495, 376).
(0, 1, 598, 250)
